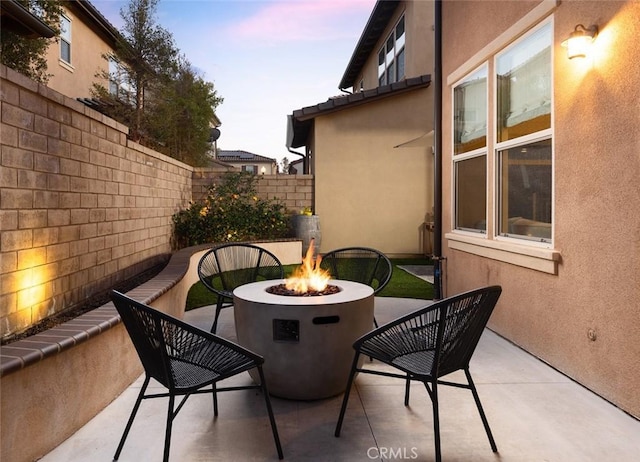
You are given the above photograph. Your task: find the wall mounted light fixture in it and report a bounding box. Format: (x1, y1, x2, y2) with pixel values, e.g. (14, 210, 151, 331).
(562, 24, 598, 59)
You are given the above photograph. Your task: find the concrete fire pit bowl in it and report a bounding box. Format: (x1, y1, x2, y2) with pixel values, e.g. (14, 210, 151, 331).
(233, 279, 374, 400)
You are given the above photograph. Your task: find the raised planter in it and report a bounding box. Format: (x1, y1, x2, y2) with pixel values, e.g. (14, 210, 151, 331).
(0, 239, 302, 462)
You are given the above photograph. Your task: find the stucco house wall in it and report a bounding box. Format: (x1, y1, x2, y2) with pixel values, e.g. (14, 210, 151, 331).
(45, 2, 116, 99)
(298, 0, 436, 257)
(314, 88, 433, 256)
(441, 0, 640, 418)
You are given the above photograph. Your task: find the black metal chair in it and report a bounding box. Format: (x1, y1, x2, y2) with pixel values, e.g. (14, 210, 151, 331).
(319, 246, 393, 327)
(110, 290, 284, 462)
(198, 243, 284, 333)
(334, 286, 502, 462)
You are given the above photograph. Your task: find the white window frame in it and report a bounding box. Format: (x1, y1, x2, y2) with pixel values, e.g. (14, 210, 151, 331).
(452, 63, 489, 237)
(60, 14, 72, 65)
(493, 19, 554, 247)
(377, 15, 405, 86)
(445, 3, 560, 274)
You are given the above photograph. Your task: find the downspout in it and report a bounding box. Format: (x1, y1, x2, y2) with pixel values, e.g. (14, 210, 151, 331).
(433, 0, 444, 299)
(286, 114, 308, 173)
(287, 147, 307, 174)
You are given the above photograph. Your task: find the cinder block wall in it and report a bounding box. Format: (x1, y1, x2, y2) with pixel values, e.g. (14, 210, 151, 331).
(0, 65, 192, 340)
(192, 168, 314, 213)
(0, 65, 315, 341)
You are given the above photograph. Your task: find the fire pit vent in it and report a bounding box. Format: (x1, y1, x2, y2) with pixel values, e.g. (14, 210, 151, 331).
(273, 319, 299, 342)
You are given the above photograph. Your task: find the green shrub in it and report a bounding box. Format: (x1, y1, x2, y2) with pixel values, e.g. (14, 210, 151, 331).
(172, 172, 290, 249)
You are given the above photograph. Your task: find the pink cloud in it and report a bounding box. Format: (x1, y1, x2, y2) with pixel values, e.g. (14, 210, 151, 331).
(228, 0, 376, 44)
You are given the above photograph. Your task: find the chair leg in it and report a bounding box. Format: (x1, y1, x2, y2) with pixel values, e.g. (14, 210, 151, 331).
(404, 373, 411, 406)
(425, 381, 442, 462)
(334, 353, 360, 437)
(369, 320, 378, 362)
(256, 366, 284, 460)
(212, 383, 218, 416)
(163, 394, 176, 462)
(465, 368, 498, 452)
(210, 299, 224, 333)
(114, 376, 150, 460)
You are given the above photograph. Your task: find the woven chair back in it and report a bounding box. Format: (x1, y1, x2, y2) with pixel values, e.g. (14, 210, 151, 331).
(357, 286, 502, 378)
(111, 290, 260, 391)
(320, 247, 392, 294)
(435, 286, 502, 376)
(198, 243, 284, 296)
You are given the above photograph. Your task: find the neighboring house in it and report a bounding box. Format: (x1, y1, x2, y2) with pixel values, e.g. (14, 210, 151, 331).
(215, 150, 278, 175)
(288, 157, 303, 174)
(44, 0, 120, 100)
(440, 0, 639, 418)
(288, 0, 436, 256)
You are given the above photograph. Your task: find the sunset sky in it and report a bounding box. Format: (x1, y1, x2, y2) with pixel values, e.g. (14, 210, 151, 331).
(91, 0, 377, 165)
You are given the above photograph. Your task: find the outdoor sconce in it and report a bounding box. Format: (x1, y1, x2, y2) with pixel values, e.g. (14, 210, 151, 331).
(261, 166, 266, 175)
(562, 24, 598, 59)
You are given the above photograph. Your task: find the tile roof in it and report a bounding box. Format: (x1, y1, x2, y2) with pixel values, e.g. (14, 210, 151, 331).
(217, 150, 276, 163)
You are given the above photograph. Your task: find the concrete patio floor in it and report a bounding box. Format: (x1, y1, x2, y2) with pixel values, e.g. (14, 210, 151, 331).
(40, 297, 640, 462)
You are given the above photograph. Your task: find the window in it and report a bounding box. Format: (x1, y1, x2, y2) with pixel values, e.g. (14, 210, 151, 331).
(242, 165, 257, 174)
(109, 58, 133, 102)
(453, 65, 487, 232)
(498, 139, 552, 241)
(451, 20, 553, 244)
(496, 21, 552, 242)
(378, 16, 405, 86)
(60, 15, 71, 64)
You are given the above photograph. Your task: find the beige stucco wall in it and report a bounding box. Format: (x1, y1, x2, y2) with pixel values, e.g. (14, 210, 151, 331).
(441, 0, 640, 418)
(45, 6, 112, 98)
(314, 88, 433, 257)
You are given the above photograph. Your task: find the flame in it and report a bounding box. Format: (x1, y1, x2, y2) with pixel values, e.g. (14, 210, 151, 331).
(285, 239, 331, 294)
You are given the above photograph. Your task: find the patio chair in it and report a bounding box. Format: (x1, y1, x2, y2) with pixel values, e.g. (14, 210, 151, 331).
(197, 243, 284, 333)
(334, 285, 502, 462)
(110, 290, 284, 462)
(319, 246, 393, 327)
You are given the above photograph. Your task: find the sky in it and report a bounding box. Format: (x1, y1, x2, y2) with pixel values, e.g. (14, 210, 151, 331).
(91, 0, 377, 166)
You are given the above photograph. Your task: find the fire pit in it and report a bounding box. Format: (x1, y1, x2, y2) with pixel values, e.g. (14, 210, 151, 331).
(233, 239, 374, 400)
(233, 279, 374, 400)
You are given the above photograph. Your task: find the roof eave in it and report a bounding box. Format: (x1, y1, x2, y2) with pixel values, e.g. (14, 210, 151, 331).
(0, 0, 56, 38)
(338, 0, 400, 90)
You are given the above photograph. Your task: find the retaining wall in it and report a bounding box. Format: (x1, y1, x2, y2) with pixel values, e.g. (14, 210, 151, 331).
(0, 64, 313, 341)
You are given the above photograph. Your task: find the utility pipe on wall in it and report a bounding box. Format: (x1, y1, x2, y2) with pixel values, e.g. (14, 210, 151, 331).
(433, 0, 444, 299)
